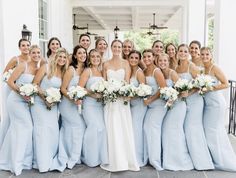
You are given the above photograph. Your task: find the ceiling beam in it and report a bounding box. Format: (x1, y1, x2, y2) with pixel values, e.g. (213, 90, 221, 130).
(131, 7, 138, 30)
(71, 0, 185, 7)
(82, 7, 110, 30)
(164, 7, 182, 28)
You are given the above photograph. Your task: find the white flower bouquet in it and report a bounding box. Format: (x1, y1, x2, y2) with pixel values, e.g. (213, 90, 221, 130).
(118, 83, 137, 105)
(174, 78, 193, 92)
(90, 79, 107, 102)
(67, 86, 87, 113)
(192, 74, 215, 96)
(90, 79, 107, 93)
(174, 78, 193, 100)
(44, 87, 61, 110)
(19, 83, 38, 106)
(160, 87, 179, 109)
(135, 83, 153, 99)
(67, 86, 87, 101)
(102, 78, 124, 104)
(3, 68, 14, 82)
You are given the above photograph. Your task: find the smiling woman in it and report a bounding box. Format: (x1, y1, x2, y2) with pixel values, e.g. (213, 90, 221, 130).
(1, 0, 236, 176)
(30, 48, 69, 173)
(0, 45, 41, 176)
(79, 34, 91, 50)
(101, 39, 140, 172)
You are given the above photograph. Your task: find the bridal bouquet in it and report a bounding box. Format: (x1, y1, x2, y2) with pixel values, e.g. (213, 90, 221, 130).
(67, 86, 87, 101)
(102, 78, 124, 104)
(90, 79, 107, 93)
(135, 83, 153, 99)
(90, 79, 107, 102)
(67, 86, 87, 113)
(174, 78, 193, 100)
(160, 87, 179, 109)
(118, 83, 137, 105)
(174, 78, 193, 92)
(192, 74, 215, 96)
(19, 83, 38, 106)
(44, 87, 61, 110)
(3, 68, 14, 82)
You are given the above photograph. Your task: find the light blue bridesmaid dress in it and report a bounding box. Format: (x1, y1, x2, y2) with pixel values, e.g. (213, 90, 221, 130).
(203, 67, 236, 171)
(81, 69, 108, 167)
(130, 68, 147, 167)
(178, 64, 214, 170)
(0, 83, 11, 149)
(162, 70, 194, 170)
(31, 66, 61, 172)
(0, 57, 20, 149)
(50, 67, 85, 172)
(143, 68, 167, 170)
(0, 63, 34, 176)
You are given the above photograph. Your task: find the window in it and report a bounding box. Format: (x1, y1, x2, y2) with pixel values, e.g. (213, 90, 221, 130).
(38, 0, 48, 58)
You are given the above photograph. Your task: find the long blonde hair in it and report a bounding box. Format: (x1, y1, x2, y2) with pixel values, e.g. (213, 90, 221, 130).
(47, 48, 69, 79)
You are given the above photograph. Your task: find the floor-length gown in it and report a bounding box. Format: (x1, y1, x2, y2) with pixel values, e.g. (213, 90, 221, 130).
(0, 64, 34, 176)
(50, 68, 85, 172)
(178, 64, 214, 170)
(0, 83, 11, 149)
(100, 68, 140, 172)
(203, 73, 236, 171)
(0, 58, 20, 149)
(143, 68, 167, 170)
(31, 71, 61, 172)
(130, 68, 147, 167)
(81, 70, 108, 167)
(162, 73, 194, 171)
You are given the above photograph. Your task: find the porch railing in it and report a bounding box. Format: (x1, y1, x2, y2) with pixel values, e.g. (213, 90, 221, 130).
(228, 80, 236, 135)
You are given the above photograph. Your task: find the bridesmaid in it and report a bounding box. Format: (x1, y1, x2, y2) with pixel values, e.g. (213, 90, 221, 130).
(158, 53, 194, 171)
(201, 47, 236, 171)
(0, 45, 41, 175)
(3, 39, 31, 73)
(165, 43, 178, 70)
(128, 50, 147, 167)
(189, 40, 204, 72)
(152, 40, 164, 66)
(46, 37, 62, 63)
(95, 38, 108, 61)
(122, 39, 135, 60)
(78, 34, 91, 50)
(176, 44, 214, 170)
(142, 49, 166, 170)
(50, 45, 87, 171)
(0, 38, 31, 150)
(100, 40, 139, 172)
(79, 49, 108, 167)
(31, 48, 69, 172)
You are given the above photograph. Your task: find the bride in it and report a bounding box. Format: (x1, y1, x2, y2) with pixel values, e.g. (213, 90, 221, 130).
(100, 40, 140, 172)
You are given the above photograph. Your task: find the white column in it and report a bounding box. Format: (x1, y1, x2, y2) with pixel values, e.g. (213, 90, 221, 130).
(1, 0, 39, 63)
(0, 0, 5, 69)
(213, 0, 236, 80)
(0, 0, 4, 119)
(186, 0, 206, 45)
(49, 0, 73, 52)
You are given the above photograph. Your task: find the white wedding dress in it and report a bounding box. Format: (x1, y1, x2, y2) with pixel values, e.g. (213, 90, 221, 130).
(100, 69, 140, 172)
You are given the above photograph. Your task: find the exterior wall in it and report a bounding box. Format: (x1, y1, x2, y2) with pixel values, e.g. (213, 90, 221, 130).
(49, 0, 73, 53)
(0, 0, 39, 118)
(0, 0, 4, 119)
(0, 0, 73, 118)
(185, 0, 206, 45)
(1, 0, 39, 67)
(214, 0, 236, 80)
(0, 0, 73, 67)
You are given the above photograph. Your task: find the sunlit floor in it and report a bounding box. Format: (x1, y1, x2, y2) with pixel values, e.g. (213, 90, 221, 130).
(1, 135, 236, 178)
